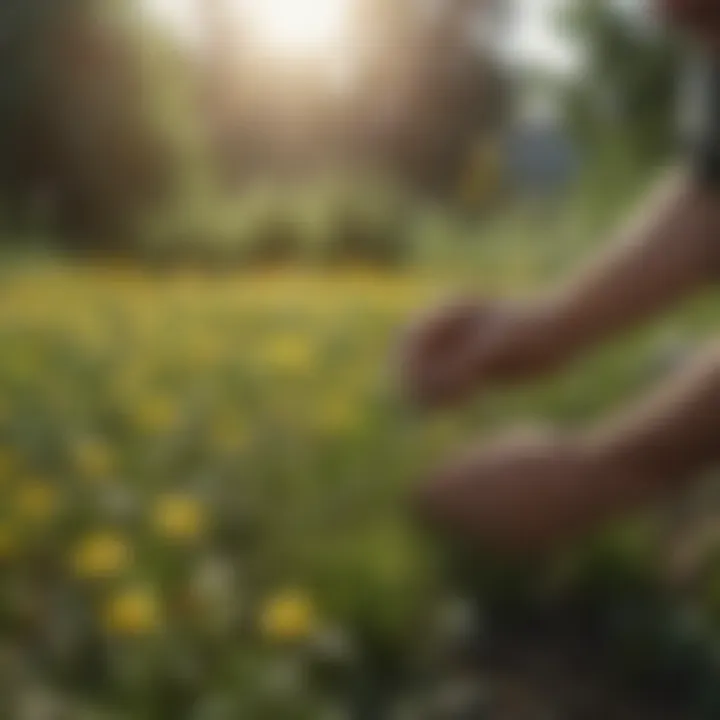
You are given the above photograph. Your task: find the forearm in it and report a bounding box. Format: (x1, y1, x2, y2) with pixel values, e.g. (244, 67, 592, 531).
(543, 170, 720, 362)
(592, 344, 720, 494)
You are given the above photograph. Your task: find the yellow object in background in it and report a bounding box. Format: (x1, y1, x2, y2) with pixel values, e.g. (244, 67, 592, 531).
(261, 589, 317, 643)
(458, 136, 505, 209)
(104, 586, 162, 637)
(152, 493, 207, 543)
(72, 532, 132, 579)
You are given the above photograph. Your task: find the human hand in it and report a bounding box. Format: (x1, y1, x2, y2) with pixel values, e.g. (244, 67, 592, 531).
(398, 297, 568, 409)
(413, 428, 650, 555)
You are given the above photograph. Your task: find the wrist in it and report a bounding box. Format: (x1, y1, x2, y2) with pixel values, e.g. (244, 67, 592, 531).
(534, 293, 590, 368)
(583, 421, 686, 497)
(472, 297, 581, 382)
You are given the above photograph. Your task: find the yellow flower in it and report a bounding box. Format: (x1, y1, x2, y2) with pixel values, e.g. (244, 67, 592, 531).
(16, 481, 57, 522)
(134, 397, 177, 434)
(152, 493, 207, 543)
(71, 532, 132, 579)
(73, 438, 115, 480)
(262, 335, 314, 375)
(261, 589, 316, 643)
(103, 586, 161, 637)
(317, 399, 359, 435)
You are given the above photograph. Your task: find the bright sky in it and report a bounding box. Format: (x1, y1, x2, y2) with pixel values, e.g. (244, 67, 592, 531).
(142, 0, 199, 45)
(508, 0, 580, 74)
(143, 0, 581, 74)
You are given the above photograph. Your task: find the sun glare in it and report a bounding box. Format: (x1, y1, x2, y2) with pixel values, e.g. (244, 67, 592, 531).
(144, 0, 353, 58)
(239, 0, 351, 57)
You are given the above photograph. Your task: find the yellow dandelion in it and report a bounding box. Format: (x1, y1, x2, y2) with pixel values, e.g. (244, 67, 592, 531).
(16, 481, 57, 522)
(152, 493, 207, 543)
(458, 137, 504, 208)
(134, 397, 177, 434)
(73, 438, 115, 480)
(260, 589, 316, 643)
(71, 531, 132, 579)
(103, 586, 161, 637)
(317, 399, 359, 435)
(262, 335, 314, 375)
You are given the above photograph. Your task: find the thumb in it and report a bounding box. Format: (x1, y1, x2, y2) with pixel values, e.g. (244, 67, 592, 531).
(422, 325, 501, 407)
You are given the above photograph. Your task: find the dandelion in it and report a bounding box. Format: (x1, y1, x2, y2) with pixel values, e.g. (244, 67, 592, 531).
(71, 531, 132, 579)
(103, 586, 161, 637)
(152, 493, 207, 543)
(317, 398, 358, 435)
(134, 397, 177, 434)
(261, 589, 316, 643)
(262, 335, 314, 375)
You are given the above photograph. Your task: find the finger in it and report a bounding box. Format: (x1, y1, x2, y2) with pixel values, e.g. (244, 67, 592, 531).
(425, 316, 506, 405)
(396, 301, 484, 405)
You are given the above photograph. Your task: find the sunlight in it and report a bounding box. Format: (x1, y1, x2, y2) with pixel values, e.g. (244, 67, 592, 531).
(143, 0, 353, 59)
(240, 0, 352, 57)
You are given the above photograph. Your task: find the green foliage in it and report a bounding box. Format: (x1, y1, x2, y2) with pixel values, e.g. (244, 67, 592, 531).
(139, 179, 415, 270)
(0, 0, 176, 246)
(0, 258, 719, 716)
(0, 0, 512, 253)
(564, 0, 680, 164)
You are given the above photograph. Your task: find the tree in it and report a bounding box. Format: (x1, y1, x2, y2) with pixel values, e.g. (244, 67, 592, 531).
(349, 0, 510, 195)
(564, 0, 680, 163)
(0, 0, 172, 248)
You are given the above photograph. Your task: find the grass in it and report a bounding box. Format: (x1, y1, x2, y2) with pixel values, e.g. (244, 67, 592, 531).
(0, 187, 719, 716)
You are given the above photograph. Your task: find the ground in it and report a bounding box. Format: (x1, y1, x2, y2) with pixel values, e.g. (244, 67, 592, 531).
(0, 262, 718, 718)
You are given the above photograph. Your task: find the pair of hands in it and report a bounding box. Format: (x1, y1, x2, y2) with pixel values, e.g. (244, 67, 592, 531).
(400, 298, 564, 408)
(398, 299, 650, 555)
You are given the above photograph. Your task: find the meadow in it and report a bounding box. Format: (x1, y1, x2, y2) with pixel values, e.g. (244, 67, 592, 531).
(1, 187, 720, 718)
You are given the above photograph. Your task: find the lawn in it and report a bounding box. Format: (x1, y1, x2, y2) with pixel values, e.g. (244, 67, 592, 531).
(0, 243, 719, 717)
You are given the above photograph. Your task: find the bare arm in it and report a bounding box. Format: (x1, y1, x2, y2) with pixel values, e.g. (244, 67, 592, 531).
(401, 172, 720, 408)
(415, 344, 720, 553)
(593, 343, 720, 494)
(543, 171, 720, 362)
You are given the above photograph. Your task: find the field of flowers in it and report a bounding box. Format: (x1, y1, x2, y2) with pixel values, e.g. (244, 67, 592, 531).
(1, 261, 720, 718)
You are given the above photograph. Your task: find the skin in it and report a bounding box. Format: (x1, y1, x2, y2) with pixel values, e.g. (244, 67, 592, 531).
(402, 172, 720, 407)
(662, 0, 720, 47)
(401, 0, 720, 555)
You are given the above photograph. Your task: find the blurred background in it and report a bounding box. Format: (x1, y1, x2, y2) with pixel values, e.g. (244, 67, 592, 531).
(0, 0, 679, 260)
(1, 1, 718, 718)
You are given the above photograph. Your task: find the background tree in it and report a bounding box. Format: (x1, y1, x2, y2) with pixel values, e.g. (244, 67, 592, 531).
(0, 0, 173, 249)
(564, 0, 681, 165)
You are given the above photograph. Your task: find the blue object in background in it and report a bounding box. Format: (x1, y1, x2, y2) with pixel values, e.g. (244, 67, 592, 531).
(505, 118, 580, 199)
